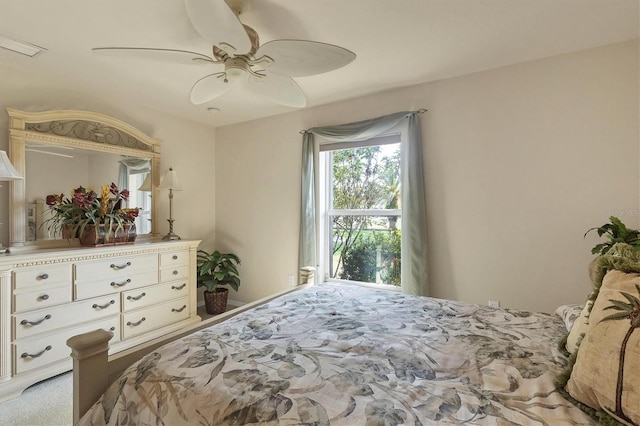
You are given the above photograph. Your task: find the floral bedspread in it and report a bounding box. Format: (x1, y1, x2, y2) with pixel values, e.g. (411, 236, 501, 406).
(80, 283, 595, 425)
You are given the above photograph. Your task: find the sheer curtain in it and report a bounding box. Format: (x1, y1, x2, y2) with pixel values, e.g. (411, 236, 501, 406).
(118, 157, 151, 193)
(299, 110, 429, 295)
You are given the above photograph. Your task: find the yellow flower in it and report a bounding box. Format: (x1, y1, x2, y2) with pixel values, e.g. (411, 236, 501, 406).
(101, 185, 110, 216)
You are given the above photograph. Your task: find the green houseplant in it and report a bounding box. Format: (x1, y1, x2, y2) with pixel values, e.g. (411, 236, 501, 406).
(584, 216, 640, 256)
(44, 183, 139, 246)
(196, 249, 241, 315)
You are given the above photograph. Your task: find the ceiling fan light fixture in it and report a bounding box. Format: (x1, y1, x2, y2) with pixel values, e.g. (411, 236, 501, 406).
(224, 57, 250, 82)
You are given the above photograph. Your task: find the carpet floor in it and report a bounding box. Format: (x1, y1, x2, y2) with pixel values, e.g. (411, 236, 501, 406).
(0, 372, 72, 426)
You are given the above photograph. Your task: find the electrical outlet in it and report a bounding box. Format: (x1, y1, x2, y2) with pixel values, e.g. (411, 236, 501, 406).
(288, 274, 294, 285)
(488, 300, 500, 308)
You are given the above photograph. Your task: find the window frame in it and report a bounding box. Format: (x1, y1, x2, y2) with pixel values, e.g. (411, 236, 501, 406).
(318, 134, 402, 289)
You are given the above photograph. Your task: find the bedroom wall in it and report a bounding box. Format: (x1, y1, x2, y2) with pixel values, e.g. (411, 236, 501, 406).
(215, 39, 639, 314)
(0, 62, 217, 249)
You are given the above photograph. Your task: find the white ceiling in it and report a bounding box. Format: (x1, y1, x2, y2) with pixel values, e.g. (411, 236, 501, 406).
(0, 0, 638, 128)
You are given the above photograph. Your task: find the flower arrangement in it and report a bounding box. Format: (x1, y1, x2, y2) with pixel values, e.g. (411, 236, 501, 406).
(44, 182, 139, 239)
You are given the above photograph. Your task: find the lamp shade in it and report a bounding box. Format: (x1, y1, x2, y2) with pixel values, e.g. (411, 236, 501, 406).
(158, 167, 183, 190)
(0, 150, 23, 180)
(138, 173, 152, 191)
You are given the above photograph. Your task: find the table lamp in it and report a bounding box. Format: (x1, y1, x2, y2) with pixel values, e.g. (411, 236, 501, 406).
(157, 167, 182, 240)
(0, 150, 24, 252)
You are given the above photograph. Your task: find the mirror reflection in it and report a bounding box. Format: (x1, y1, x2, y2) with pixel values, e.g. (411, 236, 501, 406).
(25, 141, 152, 241)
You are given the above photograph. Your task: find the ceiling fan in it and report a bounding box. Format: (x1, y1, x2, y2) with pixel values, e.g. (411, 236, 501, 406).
(93, 0, 356, 108)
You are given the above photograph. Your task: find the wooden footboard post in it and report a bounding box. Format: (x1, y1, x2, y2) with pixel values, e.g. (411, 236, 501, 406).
(300, 266, 315, 285)
(67, 329, 114, 424)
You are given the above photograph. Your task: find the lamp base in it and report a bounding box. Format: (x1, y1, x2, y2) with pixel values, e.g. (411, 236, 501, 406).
(162, 232, 181, 241)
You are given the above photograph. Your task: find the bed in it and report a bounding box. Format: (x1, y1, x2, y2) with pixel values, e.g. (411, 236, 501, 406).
(70, 277, 597, 425)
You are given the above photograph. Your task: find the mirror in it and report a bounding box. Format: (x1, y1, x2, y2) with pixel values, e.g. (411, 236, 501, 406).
(7, 108, 161, 247)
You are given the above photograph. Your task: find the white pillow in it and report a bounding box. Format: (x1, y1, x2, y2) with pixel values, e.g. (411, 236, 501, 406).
(554, 304, 583, 332)
(565, 302, 590, 354)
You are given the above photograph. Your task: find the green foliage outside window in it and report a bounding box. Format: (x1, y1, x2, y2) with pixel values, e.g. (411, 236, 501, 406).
(331, 144, 401, 285)
(339, 229, 401, 286)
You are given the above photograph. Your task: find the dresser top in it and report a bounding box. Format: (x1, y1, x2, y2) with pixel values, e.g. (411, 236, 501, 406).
(0, 238, 201, 269)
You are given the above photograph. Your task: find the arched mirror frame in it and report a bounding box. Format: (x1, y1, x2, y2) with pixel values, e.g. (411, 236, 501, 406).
(7, 108, 161, 248)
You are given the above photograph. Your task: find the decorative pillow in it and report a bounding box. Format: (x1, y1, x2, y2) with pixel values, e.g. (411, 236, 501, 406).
(555, 303, 584, 332)
(565, 303, 590, 354)
(565, 270, 640, 426)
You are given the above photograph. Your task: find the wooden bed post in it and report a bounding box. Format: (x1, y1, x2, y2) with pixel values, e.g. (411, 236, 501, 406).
(67, 329, 114, 424)
(299, 266, 315, 285)
(65, 269, 316, 423)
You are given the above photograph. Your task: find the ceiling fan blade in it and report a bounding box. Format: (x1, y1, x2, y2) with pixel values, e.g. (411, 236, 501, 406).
(190, 72, 235, 104)
(183, 0, 251, 55)
(248, 72, 306, 108)
(256, 40, 356, 77)
(92, 47, 214, 65)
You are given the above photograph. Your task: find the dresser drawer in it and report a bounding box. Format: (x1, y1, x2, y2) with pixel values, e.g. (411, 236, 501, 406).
(122, 280, 190, 312)
(122, 296, 190, 339)
(14, 316, 120, 374)
(75, 253, 158, 282)
(13, 265, 72, 290)
(14, 294, 120, 339)
(74, 270, 158, 300)
(13, 284, 71, 313)
(160, 250, 189, 268)
(160, 264, 190, 283)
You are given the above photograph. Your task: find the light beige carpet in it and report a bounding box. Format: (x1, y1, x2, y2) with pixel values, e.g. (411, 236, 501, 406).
(0, 372, 72, 426)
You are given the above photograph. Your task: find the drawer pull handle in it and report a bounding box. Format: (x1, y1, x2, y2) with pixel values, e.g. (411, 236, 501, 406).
(21, 314, 52, 326)
(111, 279, 132, 287)
(92, 300, 115, 310)
(172, 270, 179, 275)
(110, 262, 131, 270)
(171, 283, 186, 290)
(109, 326, 116, 332)
(172, 305, 187, 313)
(38, 273, 49, 280)
(38, 294, 49, 301)
(21, 345, 52, 359)
(127, 317, 146, 327)
(127, 292, 146, 301)
(172, 255, 178, 260)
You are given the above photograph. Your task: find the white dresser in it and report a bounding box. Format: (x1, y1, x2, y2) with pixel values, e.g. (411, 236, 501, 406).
(0, 239, 201, 402)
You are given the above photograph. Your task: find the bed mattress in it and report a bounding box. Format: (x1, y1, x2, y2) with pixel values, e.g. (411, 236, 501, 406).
(80, 282, 595, 425)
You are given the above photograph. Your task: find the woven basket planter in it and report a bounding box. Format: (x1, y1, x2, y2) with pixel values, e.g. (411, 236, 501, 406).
(203, 287, 229, 315)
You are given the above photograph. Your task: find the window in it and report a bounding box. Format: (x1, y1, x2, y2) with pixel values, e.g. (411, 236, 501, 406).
(127, 172, 152, 234)
(319, 135, 401, 287)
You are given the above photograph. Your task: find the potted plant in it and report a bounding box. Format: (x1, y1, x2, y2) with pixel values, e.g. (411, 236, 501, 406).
(196, 249, 241, 315)
(584, 216, 640, 255)
(43, 183, 139, 246)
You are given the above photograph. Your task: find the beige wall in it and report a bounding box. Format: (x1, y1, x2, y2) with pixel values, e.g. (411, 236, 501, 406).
(215, 39, 639, 313)
(0, 62, 217, 249)
(0, 40, 637, 314)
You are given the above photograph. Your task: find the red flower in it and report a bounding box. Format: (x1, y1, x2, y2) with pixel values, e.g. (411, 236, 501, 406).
(46, 194, 62, 206)
(120, 208, 139, 221)
(71, 186, 97, 209)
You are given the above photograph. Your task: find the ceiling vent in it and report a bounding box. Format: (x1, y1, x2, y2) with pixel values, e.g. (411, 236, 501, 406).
(0, 36, 46, 57)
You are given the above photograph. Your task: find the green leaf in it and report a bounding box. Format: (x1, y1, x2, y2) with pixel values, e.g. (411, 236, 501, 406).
(600, 311, 631, 323)
(197, 250, 241, 291)
(620, 291, 640, 307)
(584, 216, 640, 255)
